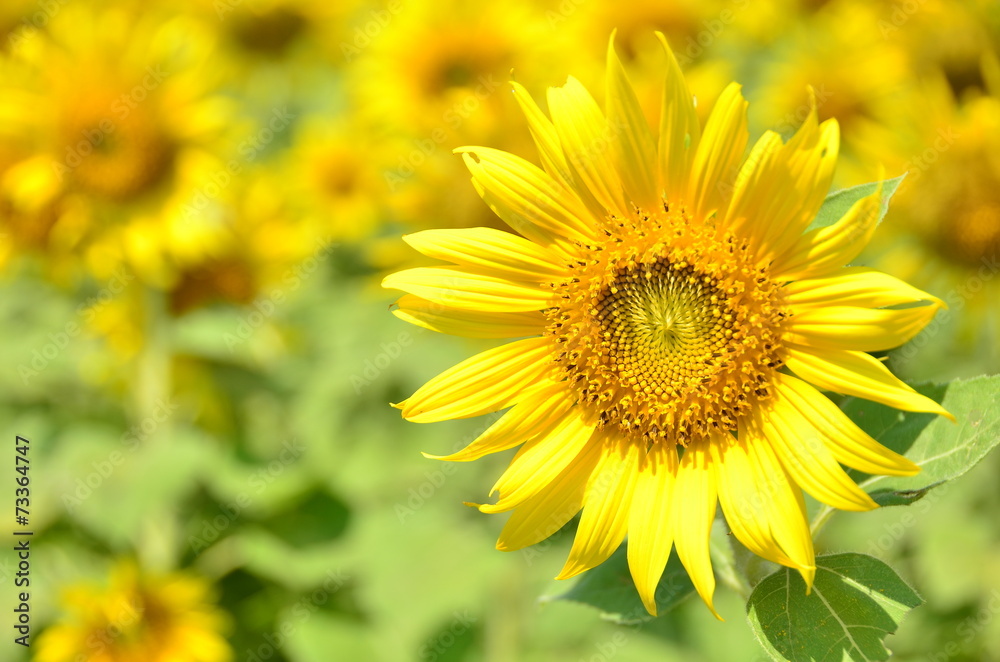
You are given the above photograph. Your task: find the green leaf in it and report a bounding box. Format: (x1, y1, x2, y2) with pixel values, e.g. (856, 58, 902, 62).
(806, 175, 905, 233)
(844, 375, 1000, 506)
(546, 543, 694, 624)
(747, 553, 922, 662)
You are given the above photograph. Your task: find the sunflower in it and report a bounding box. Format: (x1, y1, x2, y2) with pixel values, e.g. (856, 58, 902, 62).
(0, 3, 233, 286)
(35, 561, 231, 662)
(383, 34, 951, 616)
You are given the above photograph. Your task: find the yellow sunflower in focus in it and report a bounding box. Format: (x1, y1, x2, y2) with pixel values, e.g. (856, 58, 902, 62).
(0, 4, 233, 285)
(36, 561, 231, 662)
(383, 34, 951, 616)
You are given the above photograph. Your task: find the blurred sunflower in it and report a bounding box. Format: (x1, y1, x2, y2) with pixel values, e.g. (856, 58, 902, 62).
(755, 1, 908, 179)
(859, 61, 1000, 373)
(282, 115, 386, 244)
(0, 3, 234, 286)
(349, 0, 573, 262)
(36, 561, 231, 662)
(384, 34, 950, 616)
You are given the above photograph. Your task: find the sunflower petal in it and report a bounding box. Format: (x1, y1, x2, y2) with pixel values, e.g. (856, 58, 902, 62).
(783, 267, 945, 309)
(743, 422, 816, 588)
(393, 294, 547, 339)
(547, 76, 629, 218)
(496, 439, 601, 551)
(606, 33, 657, 208)
(627, 442, 678, 616)
(760, 379, 878, 511)
(656, 32, 701, 205)
(481, 408, 596, 512)
(425, 382, 574, 461)
(557, 433, 640, 579)
(686, 82, 748, 221)
(399, 337, 553, 422)
(671, 440, 721, 619)
(382, 266, 552, 313)
(783, 304, 941, 352)
(457, 147, 597, 244)
(403, 227, 565, 280)
(785, 344, 952, 420)
(511, 81, 575, 190)
(773, 372, 922, 477)
(774, 183, 882, 280)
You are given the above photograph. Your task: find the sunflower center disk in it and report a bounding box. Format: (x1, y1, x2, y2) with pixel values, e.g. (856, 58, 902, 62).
(547, 207, 788, 445)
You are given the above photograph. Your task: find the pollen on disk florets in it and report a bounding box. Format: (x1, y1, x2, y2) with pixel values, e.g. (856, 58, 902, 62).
(545, 203, 788, 446)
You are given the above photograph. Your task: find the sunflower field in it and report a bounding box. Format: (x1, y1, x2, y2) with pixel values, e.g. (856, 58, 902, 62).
(3, 0, 1000, 661)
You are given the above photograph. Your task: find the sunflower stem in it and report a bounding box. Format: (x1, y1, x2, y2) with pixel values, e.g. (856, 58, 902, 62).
(710, 520, 752, 600)
(809, 505, 837, 537)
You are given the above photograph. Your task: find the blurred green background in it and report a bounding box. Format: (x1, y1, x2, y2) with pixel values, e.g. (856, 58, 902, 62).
(1, 0, 998, 660)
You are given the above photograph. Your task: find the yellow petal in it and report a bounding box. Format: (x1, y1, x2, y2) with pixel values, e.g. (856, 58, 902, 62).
(558, 433, 640, 579)
(782, 267, 945, 309)
(726, 108, 840, 261)
(655, 32, 701, 206)
(712, 434, 795, 568)
(627, 443, 678, 616)
(403, 227, 565, 280)
(606, 33, 657, 208)
(743, 422, 816, 588)
(457, 147, 597, 245)
(686, 82, 748, 221)
(773, 183, 882, 281)
(759, 378, 878, 511)
(547, 76, 629, 218)
(425, 381, 573, 461)
(482, 408, 596, 512)
(496, 439, 601, 551)
(783, 304, 941, 352)
(772, 371, 922, 477)
(511, 81, 575, 190)
(393, 294, 547, 339)
(399, 337, 553, 423)
(382, 266, 552, 313)
(671, 439, 721, 619)
(785, 344, 952, 421)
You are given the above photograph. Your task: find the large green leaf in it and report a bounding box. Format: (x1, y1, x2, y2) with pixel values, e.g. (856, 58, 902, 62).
(805, 175, 905, 233)
(747, 553, 922, 661)
(842, 375, 1000, 507)
(546, 543, 694, 624)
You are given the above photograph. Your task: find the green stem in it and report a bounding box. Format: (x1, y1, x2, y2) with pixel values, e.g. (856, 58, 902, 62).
(810, 505, 836, 538)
